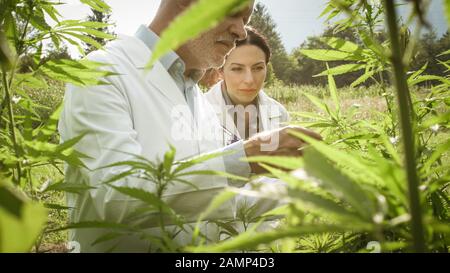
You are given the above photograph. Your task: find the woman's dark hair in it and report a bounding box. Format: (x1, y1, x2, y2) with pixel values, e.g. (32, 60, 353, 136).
(236, 26, 271, 64)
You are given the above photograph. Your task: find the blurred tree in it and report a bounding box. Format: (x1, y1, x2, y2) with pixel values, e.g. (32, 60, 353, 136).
(411, 30, 450, 80)
(264, 62, 277, 86)
(249, 3, 296, 84)
(290, 27, 366, 87)
(290, 25, 449, 87)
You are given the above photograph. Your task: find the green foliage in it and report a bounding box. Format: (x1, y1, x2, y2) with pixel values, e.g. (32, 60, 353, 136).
(148, 0, 252, 68)
(249, 3, 296, 85)
(445, 0, 450, 27)
(54, 147, 246, 252)
(299, 33, 388, 88)
(83, 7, 116, 54)
(188, 0, 450, 253)
(1, 0, 449, 253)
(290, 26, 373, 87)
(0, 178, 47, 252)
(290, 25, 448, 88)
(410, 31, 450, 83)
(0, 0, 117, 253)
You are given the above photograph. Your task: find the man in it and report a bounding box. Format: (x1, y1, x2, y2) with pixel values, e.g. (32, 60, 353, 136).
(58, 0, 320, 252)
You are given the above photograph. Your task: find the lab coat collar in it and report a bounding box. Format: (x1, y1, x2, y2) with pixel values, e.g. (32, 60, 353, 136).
(134, 25, 182, 72)
(117, 34, 189, 109)
(258, 89, 283, 131)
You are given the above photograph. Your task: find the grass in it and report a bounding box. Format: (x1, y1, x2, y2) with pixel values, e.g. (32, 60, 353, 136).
(264, 83, 388, 124)
(14, 77, 65, 125)
(31, 164, 68, 252)
(19, 78, 68, 251)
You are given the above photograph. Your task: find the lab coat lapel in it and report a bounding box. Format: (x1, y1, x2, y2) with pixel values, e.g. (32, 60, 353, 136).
(122, 36, 189, 109)
(195, 85, 226, 152)
(121, 36, 198, 153)
(146, 63, 189, 109)
(209, 82, 241, 140)
(206, 83, 225, 119)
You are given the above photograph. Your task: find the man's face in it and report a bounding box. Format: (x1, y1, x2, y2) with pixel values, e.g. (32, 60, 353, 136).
(179, 2, 254, 71)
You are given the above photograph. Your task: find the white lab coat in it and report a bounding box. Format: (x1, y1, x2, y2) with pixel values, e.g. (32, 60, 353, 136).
(58, 35, 240, 252)
(204, 81, 289, 231)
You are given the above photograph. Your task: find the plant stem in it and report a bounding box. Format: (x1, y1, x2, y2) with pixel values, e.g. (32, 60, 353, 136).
(1, 67, 22, 184)
(378, 72, 397, 137)
(383, 0, 426, 252)
(0, 1, 33, 129)
(156, 178, 170, 250)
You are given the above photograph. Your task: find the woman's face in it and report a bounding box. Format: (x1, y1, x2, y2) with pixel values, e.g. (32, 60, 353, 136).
(221, 44, 267, 106)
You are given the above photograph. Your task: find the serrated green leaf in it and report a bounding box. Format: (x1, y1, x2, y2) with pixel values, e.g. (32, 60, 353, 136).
(409, 75, 450, 86)
(0, 187, 24, 218)
(0, 29, 15, 69)
(148, 0, 252, 68)
(177, 170, 247, 182)
(303, 92, 328, 113)
(243, 156, 303, 170)
(288, 188, 366, 223)
(80, 0, 111, 13)
(209, 220, 239, 236)
(61, 31, 104, 50)
(0, 184, 47, 252)
(62, 27, 115, 40)
(407, 62, 428, 85)
(30, 9, 51, 31)
(110, 186, 175, 216)
(186, 225, 369, 253)
(55, 133, 86, 153)
(41, 1, 62, 23)
(315, 63, 365, 77)
(420, 112, 450, 129)
(47, 221, 132, 233)
(61, 20, 109, 28)
(39, 59, 117, 86)
(300, 49, 361, 61)
(289, 131, 383, 209)
(91, 232, 123, 246)
(192, 190, 236, 243)
(43, 180, 96, 194)
(163, 145, 176, 175)
(350, 69, 376, 87)
(34, 104, 63, 141)
(422, 139, 450, 173)
(438, 49, 450, 56)
(326, 63, 340, 114)
(321, 37, 362, 53)
(173, 150, 234, 174)
(301, 149, 376, 221)
(359, 31, 386, 61)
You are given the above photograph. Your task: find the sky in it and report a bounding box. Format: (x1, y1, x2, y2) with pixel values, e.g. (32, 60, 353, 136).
(55, 0, 448, 54)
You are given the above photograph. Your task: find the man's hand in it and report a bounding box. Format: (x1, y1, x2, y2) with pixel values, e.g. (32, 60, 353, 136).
(243, 126, 322, 174)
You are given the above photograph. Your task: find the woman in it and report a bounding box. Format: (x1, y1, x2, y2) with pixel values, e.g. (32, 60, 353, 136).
(204, 27, 288, 233)
(204, 27, 289, 144)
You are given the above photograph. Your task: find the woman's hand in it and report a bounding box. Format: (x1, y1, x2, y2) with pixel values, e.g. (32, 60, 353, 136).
(243, 125, 322, 174)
